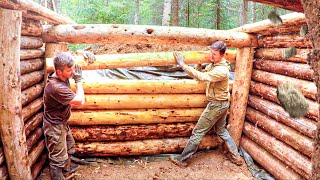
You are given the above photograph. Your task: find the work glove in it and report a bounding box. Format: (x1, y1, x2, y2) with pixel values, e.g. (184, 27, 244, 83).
(72, 64, 82, 83)
(77, 50, 96, 64)
(173, 52, 185, 67)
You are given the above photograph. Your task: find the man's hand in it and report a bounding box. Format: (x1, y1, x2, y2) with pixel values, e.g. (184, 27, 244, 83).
(77, 50, 96, 64)
(72, 64, 82, 83)
(173, 52, 185, 67)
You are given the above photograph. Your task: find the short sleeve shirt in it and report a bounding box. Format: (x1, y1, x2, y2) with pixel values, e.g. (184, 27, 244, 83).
(43, 74, 76, 124)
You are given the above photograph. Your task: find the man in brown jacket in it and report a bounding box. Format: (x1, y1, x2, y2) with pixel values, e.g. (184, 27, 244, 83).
(169, 41, 243, 167)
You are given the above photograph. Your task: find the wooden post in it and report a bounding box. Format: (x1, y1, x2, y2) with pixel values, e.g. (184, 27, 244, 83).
(227, 47, 254, 146)
(0, 8, 32, 179)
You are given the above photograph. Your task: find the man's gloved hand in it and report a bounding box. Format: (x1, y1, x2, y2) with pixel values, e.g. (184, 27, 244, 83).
(72, 64, 82, 83)
(173, 52, 185, 67)
(77, 50, 96, 64)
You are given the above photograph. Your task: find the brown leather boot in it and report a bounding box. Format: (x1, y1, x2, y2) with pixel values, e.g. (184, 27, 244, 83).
(50, 167, 66, 180)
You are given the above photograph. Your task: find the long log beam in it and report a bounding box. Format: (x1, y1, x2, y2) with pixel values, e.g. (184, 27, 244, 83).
(0, 0, 74, 24)
(28, 139, 45, 167)
(21, 70, 44, 91)
(249, 0, 303, 12)
(73, 94, 207, 110)
(22, 97, 43, 122)
(20, 49, 44, 60)
(254, 48, 310, 63)
(258, 33, 311, 48)
(75, 136, 223, 156)
(31, 152, 47, 180)
(246, 107, 313, 158)
(71, 79, 233, 94)
(69, 108, 202, 126)
(26, 127, 43, 151)
(42, 24, 257, 47)
(24, 112, 43, 136)
(46, 50, 237, 72)
(21, 83, 43, 107)
(71, 123, 205, 142)
(20, 58, 44, 75)
(241, 137, 302, 180)
(231, 12, 305, 34)
(21, 17, 42, 37)
(20, 36, 43, 49)
(251, 69, 317, 100)
(253, 59, 313, 81)
(243, 122, 311, 179)
(248, 95, 316, 138)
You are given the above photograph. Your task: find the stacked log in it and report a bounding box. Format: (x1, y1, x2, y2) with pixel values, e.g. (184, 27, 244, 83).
(243, 28, 317, 179)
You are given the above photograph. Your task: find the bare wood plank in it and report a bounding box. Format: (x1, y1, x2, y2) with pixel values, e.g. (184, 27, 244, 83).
(31, 152, 47, 180)
(28, 139, 45, 167)
(24, 112, 43, 136)
(0, 8, 32, 179)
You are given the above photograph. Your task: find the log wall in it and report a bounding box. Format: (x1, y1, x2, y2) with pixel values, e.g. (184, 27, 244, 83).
(240, 24, 316, 179)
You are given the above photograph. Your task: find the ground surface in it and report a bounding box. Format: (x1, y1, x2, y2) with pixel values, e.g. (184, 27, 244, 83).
(38, 44, 253, 180)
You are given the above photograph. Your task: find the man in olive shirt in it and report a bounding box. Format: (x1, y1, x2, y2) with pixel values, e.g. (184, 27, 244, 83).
(43, 52, 95, 180)
(169, 41, 243, 167)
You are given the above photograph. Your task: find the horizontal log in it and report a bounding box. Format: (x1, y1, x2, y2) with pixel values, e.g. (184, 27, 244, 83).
(20, 58, 44, 75)
(249, 81, 319, 120)
(71, 79, 233, 94)
(231, 12, 305, 34)
(249, 0, 303, 12)
(253, 59, 313, 81)
(21, 83, 43, 107)
(75, 135, 223, 156)
(243, 122, 311, 179)
(69, 108, 203, 126)
(258, 33, 311, 48)
(248, 95, 316, 138)
(0, 164, 8, 180)
(20, 36, 43, 49)
(31, 152, 47, 180)
(46, 50, 237, 72)
(20, 49, 44, 60)
(0, 147, 4, 165)
(246, 107, 313, 158)
(26, 127, 43, 151)
(241, 137, 303, 180)
(42, 24, 257, 47)
(21, 70, 44, 91)
(0, 0, 74, 24)
(70, 123, 211, 142)
(73, 94, 207, 110)
(24, 112, 43, 136)
(251, 69, 317, 100)
(21, 17, 42, 37)
(254, 48, 310, 63)
(22, 97, 43, 122)
(29, 139, 45, 166)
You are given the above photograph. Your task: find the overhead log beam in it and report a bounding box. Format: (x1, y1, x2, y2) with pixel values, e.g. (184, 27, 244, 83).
(0, 0, 74, 24)
(69, 108, 203, 126)
(248, 0, 303, 12)
(46, 50, 237, 72)
(254, 48, 310, 63)
(42, 24, 257, 47)
(258, 33, 311, 48)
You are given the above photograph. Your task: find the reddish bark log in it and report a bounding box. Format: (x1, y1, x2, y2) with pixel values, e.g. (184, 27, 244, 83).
(21, 70, 44, 91)
(258, 33, 311, 48)
(20, 58, 44, 75)
(21, 83, 43, 107)
(22, 98, 43, 122)
(24, 112, 43, 137)
(29, 140, 45, 167)
(254, 48, 310, 63)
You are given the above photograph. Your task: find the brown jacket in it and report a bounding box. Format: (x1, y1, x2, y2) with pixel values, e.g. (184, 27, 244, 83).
(181, 59, 230, 101)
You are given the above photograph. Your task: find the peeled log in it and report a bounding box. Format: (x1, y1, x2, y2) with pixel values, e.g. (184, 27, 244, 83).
(69, 108, 203, 126)
(24, 112, 43, 136)
(228, 47, 254, 146)
(243, 122, 311, 179)
(254, 48, 310, 63)
(75, 135, 223, 156)
(20, 49, 44, 60)
(249, 80, 319, 120)
(21, 17, 42, 37)
(42, 24, 257, 47)
(46, 50, 237, 72)
(70, 123, 209, 142)
(73, 94, 207, 110)
(20, 58, 44, 75)
(258, 33, 311, 48)
(29, 139, 45, 166)
(246, 107, 313, 158)
(21, 70, 44, 91)
(248, 95, 316, 138)
(253, 59, 313, 81)
(251, 69, 317, 100)
(71, 79, 233, 94)
(22, 97, 43, 122)
(241, 137, 303, 180)
(21, 83, 43, 107)
(26, 127, 43, 151)
(20, 36, 43, 49)
(31, 152, 47, 180)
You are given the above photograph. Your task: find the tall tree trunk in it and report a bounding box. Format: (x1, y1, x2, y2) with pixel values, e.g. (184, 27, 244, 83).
(162, 0, 172, 26)
(241, 0, 248, 25)
(134, 0, 139, 25)
(300, 1, 320, 179)
(173, 0, 178, 26)
(186, 0, 190, 27)
(216, 0, 221, 29)
(251, 2, 256, 23)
